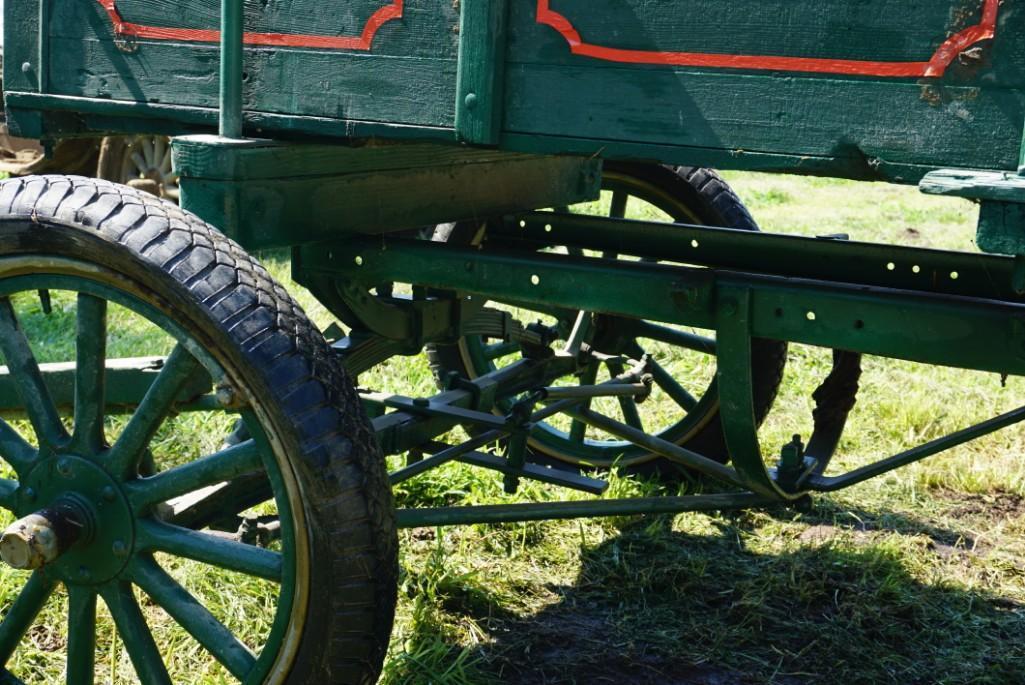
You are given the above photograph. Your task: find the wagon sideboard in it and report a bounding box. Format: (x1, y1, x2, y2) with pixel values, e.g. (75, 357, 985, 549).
(5, 0, 1025, 183)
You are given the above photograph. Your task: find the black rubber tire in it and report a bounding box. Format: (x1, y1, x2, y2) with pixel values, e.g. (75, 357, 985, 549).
(0, 175, 397, 684)
(428, 162, 787, 468)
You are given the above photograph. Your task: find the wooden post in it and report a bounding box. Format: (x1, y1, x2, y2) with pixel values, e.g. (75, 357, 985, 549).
(454, 0, 508, 145)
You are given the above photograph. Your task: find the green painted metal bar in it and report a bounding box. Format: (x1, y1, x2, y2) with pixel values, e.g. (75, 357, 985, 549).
(563, 405, 762, 494)
(312, 237, 1025, 377)
(218, 0, 244, 139)
(504, 212, 1020, 301)
(807, 405, 1025, 492)
(395, 492, 778, 528)
(390, 429, 504, 485)
(715, 286, 788, 499)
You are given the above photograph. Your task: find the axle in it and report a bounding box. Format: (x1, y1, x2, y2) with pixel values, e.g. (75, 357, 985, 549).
(0, 499, 90, 570)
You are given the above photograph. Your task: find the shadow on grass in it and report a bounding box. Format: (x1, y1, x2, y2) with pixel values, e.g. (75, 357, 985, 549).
(391, 509, 1025, 685)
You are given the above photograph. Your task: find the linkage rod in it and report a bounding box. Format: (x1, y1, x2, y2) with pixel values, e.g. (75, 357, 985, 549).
(396, 492, 777, 528)
(564, 406, 767, 495)
(805, 404, 1025, 492)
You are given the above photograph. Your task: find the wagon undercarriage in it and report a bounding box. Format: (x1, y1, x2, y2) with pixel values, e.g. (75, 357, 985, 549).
(1, 0, 1025, 682)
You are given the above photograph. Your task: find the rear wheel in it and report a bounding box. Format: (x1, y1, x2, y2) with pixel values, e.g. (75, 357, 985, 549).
(429, 164, 787, 474)
(0, 176, 396, 683)
(97, 136, 180, 202)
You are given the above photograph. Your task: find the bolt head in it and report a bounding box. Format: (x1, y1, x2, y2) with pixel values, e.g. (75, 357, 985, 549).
(20, 62, 31, 74)
(78, 566, 91, 581)
(111, 540, 129, 558)
(102, 486, 117, 502)
(21, 487, 35, 502)
(56, 459, 73, 478)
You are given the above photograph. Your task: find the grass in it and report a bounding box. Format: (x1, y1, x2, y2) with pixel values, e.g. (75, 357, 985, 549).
(3, 172, 1025, 684)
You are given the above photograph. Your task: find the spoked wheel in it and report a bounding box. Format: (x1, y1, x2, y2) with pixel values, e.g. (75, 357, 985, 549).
(0, 177, 396, 683)
(429, 163, 787, 475)
(97, 136, 180, 202)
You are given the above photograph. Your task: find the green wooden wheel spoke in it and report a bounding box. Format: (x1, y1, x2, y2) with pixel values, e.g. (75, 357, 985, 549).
(107, 345, 202, 479)
(101, 583, 172, 685)
(0, 419, 34, 476)
(0, 298, 68, 450)
(72, 294, 108, 455)
(569, 362, 600, 443)
(609, 190, 629, 219)
(606, 360, 645, 431)
(0, 479, 19, 512)
(125, 440, 263, 514)
(649, 359, 699, 412)
(66, 588, 97, 685)
(632, 320, 717, 355)
(0, 572, 57, 666)
(138, 520, 283, 582)
(131, 557, 256, 680)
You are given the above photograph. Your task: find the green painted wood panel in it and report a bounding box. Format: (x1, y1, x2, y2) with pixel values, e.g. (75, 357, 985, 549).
(5, 0, 1025, 182)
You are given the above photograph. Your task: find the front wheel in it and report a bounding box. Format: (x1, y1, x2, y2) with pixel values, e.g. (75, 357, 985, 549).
(0, 176, 396, 684)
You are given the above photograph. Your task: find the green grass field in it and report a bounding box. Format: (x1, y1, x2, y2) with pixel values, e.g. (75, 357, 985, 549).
(3, 172, 1025, 684)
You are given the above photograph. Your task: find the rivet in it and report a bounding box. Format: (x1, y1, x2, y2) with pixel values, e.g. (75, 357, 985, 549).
(102, 486, 117, 502)
(56, 459, 73, 478)
(806, 311, 817, 321)
(112, 540, 129, 558)
(354, 256, 364, 266)
(21, 62, 32, 74)
(21, 488, 35, 502)
(531, 274, 541, 286)
(464, 92, 478, 110)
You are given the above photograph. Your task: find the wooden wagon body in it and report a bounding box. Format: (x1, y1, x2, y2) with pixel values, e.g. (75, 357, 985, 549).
(5, 0, 1024, 182)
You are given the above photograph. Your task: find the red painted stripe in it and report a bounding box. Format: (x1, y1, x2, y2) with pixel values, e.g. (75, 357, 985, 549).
(95, 0, 403, 50)
(537, 0, 999, 79)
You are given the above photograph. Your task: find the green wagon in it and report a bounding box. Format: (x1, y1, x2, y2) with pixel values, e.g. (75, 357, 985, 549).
(0, 0, 1023, 682)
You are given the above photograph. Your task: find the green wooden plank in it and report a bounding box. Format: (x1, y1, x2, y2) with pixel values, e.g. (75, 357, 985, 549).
(502, 66, 1025, 176)
(455, 0, 509, 144)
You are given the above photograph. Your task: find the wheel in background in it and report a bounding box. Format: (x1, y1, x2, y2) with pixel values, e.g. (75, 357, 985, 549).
(97, 136, 180, 202)
(429, 163, 787, 475)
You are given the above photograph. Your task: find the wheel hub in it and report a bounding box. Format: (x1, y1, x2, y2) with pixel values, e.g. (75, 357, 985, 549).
(4, 456, 135, 584)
